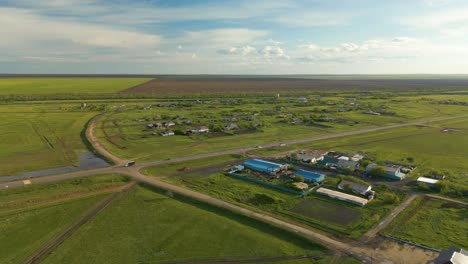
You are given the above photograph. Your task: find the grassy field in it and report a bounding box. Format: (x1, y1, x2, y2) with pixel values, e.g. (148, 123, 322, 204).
(383, 197, 468, 249)
(0, 104, 100, 176)
(0, 174, 130, 264)
(142, 156, 405, 238)
(42, 185, 335, 264)
(0, 78, 150, 95)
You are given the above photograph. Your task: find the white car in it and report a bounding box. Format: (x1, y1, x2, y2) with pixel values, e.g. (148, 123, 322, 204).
(124, 161, 136, 167)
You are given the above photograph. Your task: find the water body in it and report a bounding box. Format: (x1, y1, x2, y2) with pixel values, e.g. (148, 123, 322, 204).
(0, 151, 110, 182)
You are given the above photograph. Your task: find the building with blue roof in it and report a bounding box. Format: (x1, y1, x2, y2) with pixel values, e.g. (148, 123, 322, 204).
(243, 159, 287, 174)
(295, 169, 325, 183)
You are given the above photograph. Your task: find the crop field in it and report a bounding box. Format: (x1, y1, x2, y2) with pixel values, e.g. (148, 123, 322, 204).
(383, 197, 468, 249)
(95, 94, 468, 161)
(142, 156, 404, 238)
(42, 185, 332, 264)
(0, 174, 130, 264)
(289, 200, 361, 226)
(0, 103, 100, 176)
(123, 76, 468, 95)
(0, 78, 151, 95)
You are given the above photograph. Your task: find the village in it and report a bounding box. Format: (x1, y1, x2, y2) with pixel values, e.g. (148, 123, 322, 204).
(225, 148, 444, 207)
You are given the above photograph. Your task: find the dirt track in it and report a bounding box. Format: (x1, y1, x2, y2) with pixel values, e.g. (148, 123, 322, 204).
(24, 182, 136, 264)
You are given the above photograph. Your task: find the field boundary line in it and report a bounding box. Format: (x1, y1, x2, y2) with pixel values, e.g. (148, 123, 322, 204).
(379, 234, 441, 253)
(23, 181, 136, 264)
(160, 252, 328, 264)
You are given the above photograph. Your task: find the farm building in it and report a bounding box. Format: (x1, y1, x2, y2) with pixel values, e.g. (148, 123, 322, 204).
(186, 127, 210, 134)
(338, 180, 372, 195)
(366, 163, 407, 180)
(160, 131, 175, 137)
(295, 169, 325, 183)
(417, 177, 439, 188)
(337, 160, 359, 171)
(290, 150, 328, 163)
(431, 247, 468, 264)
(316, 188, 368, 206)
(243, 159, 288, 175)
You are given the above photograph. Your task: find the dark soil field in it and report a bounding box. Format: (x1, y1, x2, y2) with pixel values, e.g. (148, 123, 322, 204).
(289, 199, 361, 226)
(123, 76, 468, 94)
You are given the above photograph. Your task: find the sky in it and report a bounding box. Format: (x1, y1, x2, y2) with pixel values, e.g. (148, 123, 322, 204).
(1, 0, 468, 74)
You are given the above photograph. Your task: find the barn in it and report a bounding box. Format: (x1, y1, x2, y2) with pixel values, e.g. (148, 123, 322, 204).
(295, 169, 325, 183)
(243, 159, 287, 174)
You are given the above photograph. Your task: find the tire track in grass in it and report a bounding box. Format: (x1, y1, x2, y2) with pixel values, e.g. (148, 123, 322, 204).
(23, 181, 136, 264)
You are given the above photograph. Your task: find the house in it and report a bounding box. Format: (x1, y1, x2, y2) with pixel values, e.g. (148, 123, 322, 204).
(243, 159, 288, 175)
(337, 159, 359, 171)
(160, 131, 175, 137)
(292, 182, 309, 190)
(366, 163, 407, 180)
(163, 122, 176, 127)
(351, 154, 364, 162)
(224, 123, 239, 130)
(291, 150, 328, 163)
(146, 124, 155, 129)
(417, 177, 439, 188)
(295, 169, 325, 183)
(338, 180, 372, 195)
(319, 155, 340, 167)
(186, 127, 210, 134)
(316, 188, 368, 206)
(430, 247, 468, 264)
(297, 97, 309, 103)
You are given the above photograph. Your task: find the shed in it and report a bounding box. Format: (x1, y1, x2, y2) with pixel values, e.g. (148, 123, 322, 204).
(338, 180, 371, 195)
(295, 169, 325, 183)
(316, 188, 368, 206)
(417, 177, 439, 188)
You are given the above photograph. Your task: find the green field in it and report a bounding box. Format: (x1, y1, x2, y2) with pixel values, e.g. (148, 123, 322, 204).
(0, 78, 150, 95)
(142, 156, 405, 238)
(43, 185, 332, 264)
(0, 174, 130, 264)
(383, 197, 468, 249)
(95, 94, 468, 162)
(0, 104, 100, 176)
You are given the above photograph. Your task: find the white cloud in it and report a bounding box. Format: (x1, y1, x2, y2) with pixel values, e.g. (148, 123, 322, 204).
(0, 7, 161, 50)
(182, 28, 269, 48)
(401, 8, 468, 36)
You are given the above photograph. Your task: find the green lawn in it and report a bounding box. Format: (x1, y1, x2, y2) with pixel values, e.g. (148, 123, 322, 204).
(383, 197, 468, 249)
(0, 174, 129, 264)
(0, 78, 150, 95)
(43, 185, 329, 264)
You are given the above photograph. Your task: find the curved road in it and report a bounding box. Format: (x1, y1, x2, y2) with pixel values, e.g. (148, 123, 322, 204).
(2, 114, 467, 263)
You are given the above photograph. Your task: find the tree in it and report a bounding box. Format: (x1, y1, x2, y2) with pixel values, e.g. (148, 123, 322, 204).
(382, 192, 400, 204)
(294, 176, 305, 183)
(434, 181, 449, 194)
(369, 166, 386, 177)
(418, 182, 430, 191)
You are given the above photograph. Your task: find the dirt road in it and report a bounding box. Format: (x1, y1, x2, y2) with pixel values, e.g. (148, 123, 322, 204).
(360, 194, 419, 243)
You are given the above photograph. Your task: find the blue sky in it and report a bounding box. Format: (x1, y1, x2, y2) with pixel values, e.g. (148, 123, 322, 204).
(1, 0, 468, 74)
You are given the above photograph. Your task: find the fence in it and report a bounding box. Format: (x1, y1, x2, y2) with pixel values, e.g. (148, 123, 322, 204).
(224, 172, 312, 196)
(380, 234, 441, 252)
